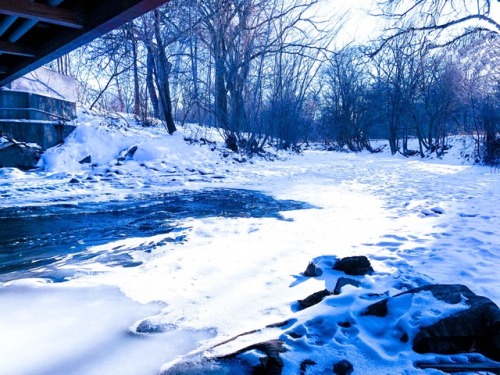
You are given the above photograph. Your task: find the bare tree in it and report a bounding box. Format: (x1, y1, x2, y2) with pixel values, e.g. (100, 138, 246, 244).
(321, 46, 372, 151)
(370, 32, 427, 155)
(376, 0, 500, 49)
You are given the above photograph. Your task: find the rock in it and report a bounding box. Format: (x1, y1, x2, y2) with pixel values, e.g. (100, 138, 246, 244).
(78, 155, 91, 164)
(225, 134, 238, 152)
(125, 145, 138, 159)
(135, 319, 176, 334)
(337, 321, 352, 328)
(333, 277, 361, 295)
(333, 359, 354, 375)
(218, 339, 286, 375)
(298, 289, 331, 310)
(362, 284, 500, 361)
(333, 256, 374, 276)
(413, 287, 500, 361)
(0, 140, 41, 170)
(300, 359, 316, 374)
(303, 262, 323, 277)
(117, 145, 138, 162)
(69, 177, 80, 184)
(246, 340, 285, 375)
(421, 209, 438, 217)
(430, 207, 444, 215)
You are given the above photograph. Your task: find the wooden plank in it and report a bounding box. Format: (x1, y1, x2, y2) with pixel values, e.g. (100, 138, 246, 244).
(0, 0, 83, 29)
(0, 41, 36, 57)
(416, 362, 500, 374)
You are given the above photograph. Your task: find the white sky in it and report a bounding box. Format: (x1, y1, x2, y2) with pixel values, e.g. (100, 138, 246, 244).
(322, 0, 500, 46)
(322, 0, 382, 45)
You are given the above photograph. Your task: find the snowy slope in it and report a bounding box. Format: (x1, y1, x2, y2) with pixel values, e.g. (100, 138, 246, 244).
(0, 110, 498, 375)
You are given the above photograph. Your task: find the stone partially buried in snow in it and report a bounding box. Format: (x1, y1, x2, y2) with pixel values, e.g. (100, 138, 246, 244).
(333, 256, 374, 276)
(303, 261, 323, 277)
(363, 284, 500, 361)
(333, 359, 354, 375)
(164, 340, 286, 375)
(78, 155, 91, 164)
(0, 141, 41, 169)
(298, 289, 331, 310)
(134, 319, 176, 335)
(333, 277, 361, 295)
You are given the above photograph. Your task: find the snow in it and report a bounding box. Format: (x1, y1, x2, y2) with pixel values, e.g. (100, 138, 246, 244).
(9, 67, 77, 103)
(0, 109, 499, 374)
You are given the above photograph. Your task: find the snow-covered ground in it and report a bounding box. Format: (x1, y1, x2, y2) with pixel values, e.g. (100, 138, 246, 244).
(0, 110, 498, 374)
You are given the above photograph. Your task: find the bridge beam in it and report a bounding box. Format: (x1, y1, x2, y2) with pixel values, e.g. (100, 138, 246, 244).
(0, 41, 36, 57)
(0, 0, 169, 87)
(0, 0, 83, 29)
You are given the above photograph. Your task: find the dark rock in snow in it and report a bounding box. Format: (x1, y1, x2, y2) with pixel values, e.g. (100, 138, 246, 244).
(288, 331, 303, 339)
(0, 140, 41, 169)
(333, 359, 354, 375)
(337, 321, 352, 328)
(413, 287, 500, 361)
(299, 359, 316, 374)
(217, 339, 286, 375)
(298, 289, 331, 310)
(421, 209, 438, 217)
(78, 155, 92, 164)
(247, 340, 286, 375)
(333, 256, 374, 276)
(333, 277, 361, 295)
(135, 319, 176, 334)
(303, 261, 323, 277)
(430, 206, 445, 215)
(117, 145, 138, 162)
(69, 177, 80, 184)
(225, 134, 238, 152)
(362, 295, 389, 317)
(362, 284, 500, 361)
(124, 145, 138, 159)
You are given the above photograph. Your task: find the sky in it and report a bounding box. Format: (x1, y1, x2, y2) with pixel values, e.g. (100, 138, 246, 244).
(323, 0, 500, 46)
(321, 0, 382, 45)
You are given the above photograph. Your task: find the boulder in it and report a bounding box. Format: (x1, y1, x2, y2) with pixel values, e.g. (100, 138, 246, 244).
(134, 319, 176, 334)
(363, 284, 500, 361)
(79, 155, 91, 164)
(225, 135, 238, 152)
(299, 359, 316, 374)
(333, 256, 373, 276)
(430, 207, 445, 215)
(218, 339, 286, 375)
(303, 261, 323, 277)
(0, 140, 41, 169)
(333, 359, 354, 375)
(298, 289, 331, 310)
(125, 145, 138, 159)
(333, 277, 361, 295)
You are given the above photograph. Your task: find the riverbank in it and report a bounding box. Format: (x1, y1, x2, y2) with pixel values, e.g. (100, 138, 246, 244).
(1, 110, 499, 374)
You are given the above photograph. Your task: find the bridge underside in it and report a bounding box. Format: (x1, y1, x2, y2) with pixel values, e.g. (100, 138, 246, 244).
(0, 0, 168, 87)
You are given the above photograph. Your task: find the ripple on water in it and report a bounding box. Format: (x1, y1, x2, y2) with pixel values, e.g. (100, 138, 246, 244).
(0, 188, 315, 280)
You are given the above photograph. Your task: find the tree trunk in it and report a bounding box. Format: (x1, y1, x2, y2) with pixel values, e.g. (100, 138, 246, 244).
(154, 10, 176, 134)
(214, 53, 228, 129)
(130, 29, 141, 117)
(146, 46, 159, 119)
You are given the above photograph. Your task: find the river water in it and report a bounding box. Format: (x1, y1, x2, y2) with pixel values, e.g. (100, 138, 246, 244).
(0, 188, 312, 281)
